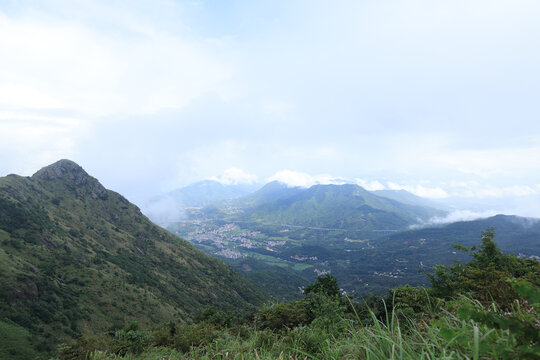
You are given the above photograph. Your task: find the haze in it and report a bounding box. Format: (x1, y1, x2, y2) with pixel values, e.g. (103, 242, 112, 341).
(1, 0, 540, 217)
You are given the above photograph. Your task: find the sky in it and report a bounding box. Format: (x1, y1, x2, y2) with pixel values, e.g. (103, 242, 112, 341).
(1, 0, 540, 216)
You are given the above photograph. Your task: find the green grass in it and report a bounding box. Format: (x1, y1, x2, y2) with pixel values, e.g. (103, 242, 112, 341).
(60, 291, 539, 360)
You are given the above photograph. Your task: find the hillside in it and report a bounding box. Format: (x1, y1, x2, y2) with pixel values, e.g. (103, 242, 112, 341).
(0, 160, 266, 357)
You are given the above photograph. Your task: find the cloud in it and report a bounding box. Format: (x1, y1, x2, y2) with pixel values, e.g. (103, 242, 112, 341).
(387, 182, 449, 199)
(434, 146, 540, 179)
(210, 168, 258, 185)
(444, 181, 540, 199)
(141, 194, 186, 226)
(0, 114, 86, 175)
(355, 179, 385, 191)
(268, 170, 347, 188)
(411, 209, 500, 228)
(0, 9, 231, 117)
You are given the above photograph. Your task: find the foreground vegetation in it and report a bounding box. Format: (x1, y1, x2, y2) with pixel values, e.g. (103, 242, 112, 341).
(59, 229, 539, 359)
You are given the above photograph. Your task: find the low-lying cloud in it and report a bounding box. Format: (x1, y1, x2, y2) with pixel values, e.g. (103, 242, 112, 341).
(210, 168, 258, 185)
(410, 209, 500, 229)
(268, 170, 347, 188)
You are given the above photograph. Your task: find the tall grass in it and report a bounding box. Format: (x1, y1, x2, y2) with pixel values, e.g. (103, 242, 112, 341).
(69, 293, 537, 360)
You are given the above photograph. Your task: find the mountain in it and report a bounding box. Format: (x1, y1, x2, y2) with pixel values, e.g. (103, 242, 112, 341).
(239, 183, 446, 230)
(328, 214, 540, 294)
(167, 180, 260, 207)
(231, 181, 305, 207)
(373, 189, 449, 211)
(143, 180, 260, 225)
(0, 160, 266, 357)
(377, 214, 540, 259)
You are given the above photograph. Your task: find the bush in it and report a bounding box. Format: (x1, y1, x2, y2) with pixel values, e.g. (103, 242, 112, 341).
(111, 322, 152, 356)
(257, 301, 309, 330)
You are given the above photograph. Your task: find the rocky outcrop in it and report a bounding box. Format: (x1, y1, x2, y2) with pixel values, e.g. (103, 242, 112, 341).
(32, 159, 108, 200)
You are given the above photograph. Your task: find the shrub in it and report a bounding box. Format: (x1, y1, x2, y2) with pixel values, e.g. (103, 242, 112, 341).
(257, 301, 309, 330)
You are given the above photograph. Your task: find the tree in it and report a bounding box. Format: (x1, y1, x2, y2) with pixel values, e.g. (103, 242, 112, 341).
(427, 228, 540, 307)
(303, 274, 340, 298)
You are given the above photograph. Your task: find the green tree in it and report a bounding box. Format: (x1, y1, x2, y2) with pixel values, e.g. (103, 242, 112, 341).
(427, 228, 540, 307)
(304, 274, 340, 298)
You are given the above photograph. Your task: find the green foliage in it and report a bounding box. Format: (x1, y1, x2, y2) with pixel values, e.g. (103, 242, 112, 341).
(427, 228, 540, 307)
(256, 301, 309, 330)
(111, 326, 152, 356)
(194, 306, 237, 327)
(303, 274, 340, 298)
(456, 280, 540, 359)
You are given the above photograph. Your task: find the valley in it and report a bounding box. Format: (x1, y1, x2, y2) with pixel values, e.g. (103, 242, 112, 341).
(163, 183, 540, 300)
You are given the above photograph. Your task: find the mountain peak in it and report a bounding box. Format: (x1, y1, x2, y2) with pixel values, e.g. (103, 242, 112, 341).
(33, 159, 86, 181)
(32, 159, 108, 200)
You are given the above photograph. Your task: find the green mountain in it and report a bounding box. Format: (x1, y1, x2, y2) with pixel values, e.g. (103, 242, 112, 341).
(377, 214, 540, 260)
(0, 160, 266, 357)
(240, 183, 446, 230)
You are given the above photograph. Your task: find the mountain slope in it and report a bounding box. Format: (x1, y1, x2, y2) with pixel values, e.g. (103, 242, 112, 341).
(0, 160, 266, 356)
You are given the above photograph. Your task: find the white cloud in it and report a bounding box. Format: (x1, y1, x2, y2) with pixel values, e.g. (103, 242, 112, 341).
(268, 170, 347, 188)
(141, 194, 186, 226)
(386, 182, 449, 199)
(413, 209, 499, 228)
(434, 146, 540, 179)
(444, 181, 540, 199)
(355, 179, 385, 191)
(210, 168, 258, 185)
(0, 11, 232, 117)
(0, 115, 86, 175)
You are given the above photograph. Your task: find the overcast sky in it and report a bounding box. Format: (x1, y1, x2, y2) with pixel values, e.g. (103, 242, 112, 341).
(1, 0, 540, 214)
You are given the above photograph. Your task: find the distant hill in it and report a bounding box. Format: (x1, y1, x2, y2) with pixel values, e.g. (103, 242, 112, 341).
(143, 180, 260, 225)
(232, 181, 305, 207)
(237, 183, 446, 230)
(0, 160, 266, 357)
(378, 214, 540, 259)
(373, 189, 449, 211)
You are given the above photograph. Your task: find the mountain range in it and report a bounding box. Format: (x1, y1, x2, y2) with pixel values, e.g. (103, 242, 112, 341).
(200, 181, 446, 233)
